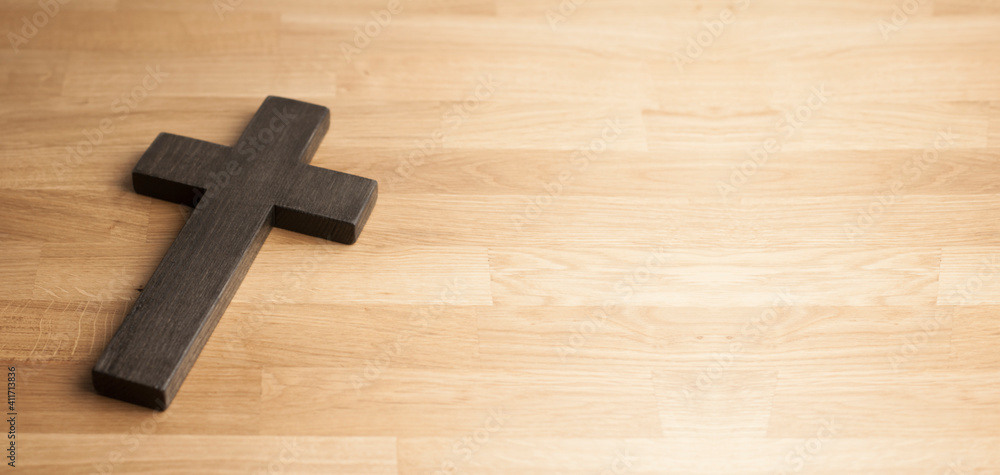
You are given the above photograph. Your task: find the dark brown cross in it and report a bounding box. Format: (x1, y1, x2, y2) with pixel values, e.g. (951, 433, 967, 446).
(93, 96, 378, 410)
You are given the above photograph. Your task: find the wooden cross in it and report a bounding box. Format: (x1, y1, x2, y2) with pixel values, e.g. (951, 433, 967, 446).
(93, 97, 378, 410)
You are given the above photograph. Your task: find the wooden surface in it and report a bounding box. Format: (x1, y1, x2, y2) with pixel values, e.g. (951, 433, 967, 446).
(94, 96, 377, 410)
(2, 0, 1000, 472)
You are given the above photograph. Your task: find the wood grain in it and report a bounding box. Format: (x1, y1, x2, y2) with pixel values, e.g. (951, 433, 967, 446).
(2, 0, 1000, 472)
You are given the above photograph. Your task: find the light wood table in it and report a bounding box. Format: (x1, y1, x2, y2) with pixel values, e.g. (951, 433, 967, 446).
(2, 0, 1000, 473)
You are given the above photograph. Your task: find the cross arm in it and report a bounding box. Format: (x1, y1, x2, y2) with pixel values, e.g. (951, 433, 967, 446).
(275, 166, 378, 244)
(132, 133, 231, 207)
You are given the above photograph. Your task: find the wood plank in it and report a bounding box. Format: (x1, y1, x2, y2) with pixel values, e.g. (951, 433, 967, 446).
(0, 10, 280, 53)
(19, 434, 397, 475)
(199, 303, 480, 370)
(0, 96, 251, 155)
(950, 306, 1000, 370)
(61, 52, 339, 100)
(278, 19, 657, 104)
(496, 0, 933, 21)
(0, 245, 41, 299)
(236, 241, 493, 305)
(12, 362, 262, 434)
(354, 195, 1000, 248)
(0, 300, 129, 362)
(476, 305, 951, 371)
(650, 56, 1000, 105)
(0, 0, 116, 9)
(32, 244, 154, 301)
(644, 101, 990, 153)
(259, 367, 661, 437)
(990, 101, 999, 146)
(661, 17, 998, 63)
(397, 436, 1000, 474)
(32, 241, 494, 305)
(937, 247, 1000, 305)
(488, 246, 940, 306)
(441, 102, 647, 151)
(654, 369, 777, 437)
(0, 51, 67, 98)
(934, 0, 1000, 15)
(0, 190, 149, 243)
(121, 0, 495, 16)
(769, 368, 1000, 437)
(312, 147, 1000, 197)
